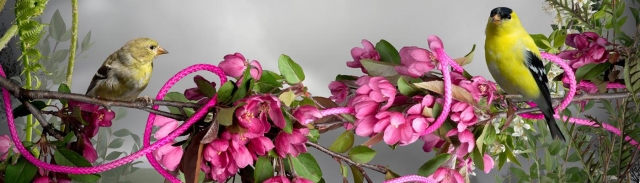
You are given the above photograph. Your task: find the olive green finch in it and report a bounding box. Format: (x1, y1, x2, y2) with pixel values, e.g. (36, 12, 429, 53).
(85, 37, 168, 102)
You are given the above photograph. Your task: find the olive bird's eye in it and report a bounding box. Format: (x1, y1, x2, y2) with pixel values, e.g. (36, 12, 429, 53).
(149, 45, 156, 50)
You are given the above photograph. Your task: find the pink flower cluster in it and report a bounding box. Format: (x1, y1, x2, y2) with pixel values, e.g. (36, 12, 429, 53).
(558, 32, 610, 69)
(219, 52, 263, 80)
(347, 40, 381, 73)
(152, 116, 185, 171)
(67, 101, 116, 163)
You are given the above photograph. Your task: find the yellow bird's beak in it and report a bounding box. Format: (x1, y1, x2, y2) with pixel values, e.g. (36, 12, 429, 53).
(491, 14, 502, 25)
(156, 47, 169, 55)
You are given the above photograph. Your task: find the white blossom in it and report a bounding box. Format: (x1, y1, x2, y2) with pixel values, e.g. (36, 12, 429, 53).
(489, 143, 506, 154)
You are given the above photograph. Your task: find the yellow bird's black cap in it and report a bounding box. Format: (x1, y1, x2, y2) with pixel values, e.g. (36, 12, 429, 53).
(490, 7, 513, 22)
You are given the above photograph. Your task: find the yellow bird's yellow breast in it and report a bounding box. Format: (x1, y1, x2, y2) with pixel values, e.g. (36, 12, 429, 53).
(485, 33, 542, 99)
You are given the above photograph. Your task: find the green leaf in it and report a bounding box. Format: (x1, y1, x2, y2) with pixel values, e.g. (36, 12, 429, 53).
(289, 153, 322, 182)
(630, 8, 639, 26)
(385, 170, 401, 181)
(278, 90, 296, 107)
(112, 128, 132, 137)
(307, 129, 320, 143)
(216, 81, 236, 105)
(106, 151, 123, 160)
(476, 123, 490, 151)
(230, 75, 254, 103)
(471, 148, 484, 174)
(350, 165, 365, 183)
(397, 77, 422, 97)
(283, 108, 293, 134)
(254, 156, 274, 183)
(335, 74, 359, 81)
(453, 44, 475, 66)
(509, 167, 528, 179)
(575, 62, 611, 81)
(530, 34, 551, 50)
(552, 30, 567, 49)
(215, 105, 240, 126)
(5, 157, 38, 183)
(374, 39, 401, 64)
(328, 130, 355, 153)
(194, 77, 217, 98)
(347, 146, 377, 163)
(278, 54, 305, 85)
(255, 70, 282, 93)
(49, 9, 66, 41)
(108, 138, 125, 148)
(81, 31, 95, 52)
(360, 59, 399, 77)
(54, 148, 101, 182)
(624, 55, 640, 94)
(548, 140, 563, 156)
(114, 107, 128, 121)
(544, 150, 553, 171)
(12, 101, 47, 119)
(417, 153, 451, 177)
(567, 152, 581, 162)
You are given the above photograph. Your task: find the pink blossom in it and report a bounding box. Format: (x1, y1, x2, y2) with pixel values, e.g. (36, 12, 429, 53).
(449, 101, 478, 132)
(229, 140, 253, 168)
(328, 81, 349, 103)
(378, 111, 413, 145)
(395, 46, 436, 78)
(446, 129, 475, 157)
(459, 76, 498, 105)
(293, 105, 322, 125)
(354, 115, 378, 137)
(456, 157, 474, 176)
(153, 116, 179, 139)
(153, 142, 184, 171)
(82, 136, 98, 163)
(274, 128, 309, 157)
(450, 71, 468, 85)
(204, 139, 230, 168)
(236, 94, 285, 132)
(247, 137, 275, 160)
(355, 76, 396, 110)
(292, 177, 314, 183)
(219, 52, 263, 79)
(483, 154, 495, 173)
(71, 101, 115, 138)
(427, 167, 464, 183)
(0, 135, 18, 161)
(562, 74, 598, 94)
(346, 39, 381, 73)
(264, 176, 291, 183)
(351, 95, 379, 119)
(420, 133, 444, 152)
(558, 32, 610, 69)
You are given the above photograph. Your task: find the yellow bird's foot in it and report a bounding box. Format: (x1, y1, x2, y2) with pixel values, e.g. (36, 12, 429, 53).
(134, 96, 154, 106)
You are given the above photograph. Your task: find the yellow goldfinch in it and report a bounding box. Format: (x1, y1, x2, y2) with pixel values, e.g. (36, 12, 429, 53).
(85, 37, 168, 102)
(484, 7, 565, 141)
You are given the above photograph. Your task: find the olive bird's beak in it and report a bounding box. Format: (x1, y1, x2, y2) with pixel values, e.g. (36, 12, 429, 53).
(156, 47, 169, 55)
(491, 14, 502, 25)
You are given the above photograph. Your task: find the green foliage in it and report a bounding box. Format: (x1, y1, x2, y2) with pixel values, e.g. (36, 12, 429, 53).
(328, 130, 355, 153)
(417, 153, 451, 177)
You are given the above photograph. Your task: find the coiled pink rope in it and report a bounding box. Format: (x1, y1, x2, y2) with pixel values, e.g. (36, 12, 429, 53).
(0, 36, 637, 183)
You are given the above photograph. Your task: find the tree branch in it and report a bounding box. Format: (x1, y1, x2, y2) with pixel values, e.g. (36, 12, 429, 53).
(305, 141, 388, 174)
(0, 76, 198, 121)
(20, 98, 64, 141)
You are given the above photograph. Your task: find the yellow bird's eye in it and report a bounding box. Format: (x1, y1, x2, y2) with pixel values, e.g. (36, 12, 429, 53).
(149, 45, 156, 50)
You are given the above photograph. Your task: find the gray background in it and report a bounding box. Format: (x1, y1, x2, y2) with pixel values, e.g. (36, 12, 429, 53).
(0, 0, 608, 182)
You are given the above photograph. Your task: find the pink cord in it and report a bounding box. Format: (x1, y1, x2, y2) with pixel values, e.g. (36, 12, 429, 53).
(0, 36, 637, 183)
(142, 64, 227, 183)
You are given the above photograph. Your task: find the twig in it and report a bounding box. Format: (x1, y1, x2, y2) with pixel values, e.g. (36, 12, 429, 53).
(305, 141, 388, 174)
(20, 99, 64, 141)
(66, 0, 78, 86)
(358, 166, 374, 183)
(0, 76, 197, 120)
(0, 24, 17, 51)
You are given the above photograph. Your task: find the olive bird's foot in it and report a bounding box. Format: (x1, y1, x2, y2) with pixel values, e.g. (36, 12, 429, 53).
(134, 96, 154, 106)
